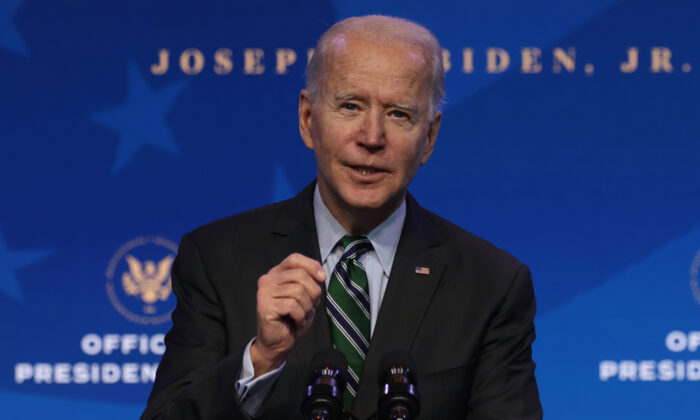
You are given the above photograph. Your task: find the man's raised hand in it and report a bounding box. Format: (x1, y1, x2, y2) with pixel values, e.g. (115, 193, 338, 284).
(250, 253, 326, 377)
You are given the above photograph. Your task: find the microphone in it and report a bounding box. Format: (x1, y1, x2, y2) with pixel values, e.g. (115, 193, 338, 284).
(302, 348, 348, 420)
(377, 350, 420, 420)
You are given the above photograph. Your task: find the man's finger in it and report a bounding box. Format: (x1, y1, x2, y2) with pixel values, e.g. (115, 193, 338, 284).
(274, 268, 323, 305)
(271, 282, 315, 313)
(275, 298, 307, 330)
(272, 253, 326, 282)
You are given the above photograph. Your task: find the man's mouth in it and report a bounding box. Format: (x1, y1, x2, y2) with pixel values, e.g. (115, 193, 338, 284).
(355, 166, 378, 175)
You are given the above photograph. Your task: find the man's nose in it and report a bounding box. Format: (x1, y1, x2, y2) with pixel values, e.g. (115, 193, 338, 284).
(358, 110, 385, 150)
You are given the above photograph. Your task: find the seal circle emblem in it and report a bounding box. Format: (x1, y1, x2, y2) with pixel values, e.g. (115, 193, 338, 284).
(106, 236, 178, 324)
(691, 249, 700, 306)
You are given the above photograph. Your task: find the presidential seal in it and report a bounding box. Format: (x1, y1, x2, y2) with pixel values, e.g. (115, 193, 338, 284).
(691, 249, 700, 307)
(106, 236, 178, 324)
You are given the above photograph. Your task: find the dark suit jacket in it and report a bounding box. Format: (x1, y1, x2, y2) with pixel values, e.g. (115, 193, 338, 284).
(141, 182, 542, 420)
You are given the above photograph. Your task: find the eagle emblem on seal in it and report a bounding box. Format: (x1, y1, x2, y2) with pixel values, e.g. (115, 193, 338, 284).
(121, 254, 175, 304)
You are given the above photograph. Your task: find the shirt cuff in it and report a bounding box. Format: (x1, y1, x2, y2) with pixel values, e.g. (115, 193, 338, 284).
(235, 338, 286, 416)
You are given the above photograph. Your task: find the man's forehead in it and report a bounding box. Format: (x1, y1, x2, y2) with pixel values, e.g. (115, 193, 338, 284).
(324, 36, 427, 79)
(317, 38, 428, 110)
(325, 34, 426, 64)
(330, 75, 423, 102)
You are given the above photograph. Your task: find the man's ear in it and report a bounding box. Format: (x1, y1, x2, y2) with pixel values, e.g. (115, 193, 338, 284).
(299, 89, 315, 150)
(421, 111, 441, 165)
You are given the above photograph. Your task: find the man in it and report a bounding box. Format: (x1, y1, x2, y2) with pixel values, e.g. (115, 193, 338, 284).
(142, 15, 542, 420)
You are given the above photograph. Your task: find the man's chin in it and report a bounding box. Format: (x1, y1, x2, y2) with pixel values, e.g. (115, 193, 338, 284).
(321, 181, 403, 215)
(342, 191, 402, 214)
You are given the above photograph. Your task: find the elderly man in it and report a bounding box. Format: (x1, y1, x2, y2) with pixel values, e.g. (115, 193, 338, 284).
(142, 15, 542, 420)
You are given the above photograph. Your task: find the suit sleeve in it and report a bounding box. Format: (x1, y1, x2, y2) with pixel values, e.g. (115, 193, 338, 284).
(467, 264, 543, 420)
(140, 233, 253, 420)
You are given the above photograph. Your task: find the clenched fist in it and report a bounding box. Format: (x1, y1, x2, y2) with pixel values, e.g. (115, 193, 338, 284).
(250, 253, 326, 377)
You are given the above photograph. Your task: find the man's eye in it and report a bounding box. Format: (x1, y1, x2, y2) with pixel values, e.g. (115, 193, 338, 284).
(389, 110, 409, 119)
(341, 103, 358, 111)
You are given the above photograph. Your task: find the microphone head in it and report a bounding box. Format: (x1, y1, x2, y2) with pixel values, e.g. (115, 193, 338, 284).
(309, 347, 348, 391)
(378, 349, 420, 419)
(378, 349, 417, 386)
(302, 348, 348, 419)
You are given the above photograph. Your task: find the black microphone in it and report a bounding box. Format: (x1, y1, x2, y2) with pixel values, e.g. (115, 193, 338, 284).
(377, 350, 420, 420)
(302, 348, 348, 420)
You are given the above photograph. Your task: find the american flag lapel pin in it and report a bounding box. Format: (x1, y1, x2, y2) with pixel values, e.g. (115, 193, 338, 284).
(415, 266, 430, 275)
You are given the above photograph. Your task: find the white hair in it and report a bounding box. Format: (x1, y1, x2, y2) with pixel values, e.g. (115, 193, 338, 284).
(306, 15, 445, 120)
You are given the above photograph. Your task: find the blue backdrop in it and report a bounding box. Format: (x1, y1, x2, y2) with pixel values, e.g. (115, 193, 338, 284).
(1, 0, 699, 418)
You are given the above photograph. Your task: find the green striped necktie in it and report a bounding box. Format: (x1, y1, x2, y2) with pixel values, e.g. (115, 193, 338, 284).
(326, 235, 373, 410)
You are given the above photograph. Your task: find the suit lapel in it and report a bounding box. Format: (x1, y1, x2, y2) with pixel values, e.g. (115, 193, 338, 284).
(352, 195, 446, 420)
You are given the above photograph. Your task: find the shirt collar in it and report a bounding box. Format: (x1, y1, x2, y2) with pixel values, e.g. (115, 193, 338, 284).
(313, 184, 406, 277)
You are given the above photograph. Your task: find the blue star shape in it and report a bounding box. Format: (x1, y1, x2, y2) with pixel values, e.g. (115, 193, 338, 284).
(0, 0, 29, 56)
(93, 61, 187, 174)
(0, 231, 53, 301)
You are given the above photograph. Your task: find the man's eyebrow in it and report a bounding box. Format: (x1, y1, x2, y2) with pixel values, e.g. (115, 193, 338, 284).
(388, 102, 418, 113)
(333, 93, 418, 113)
(334, 92, 365, 102)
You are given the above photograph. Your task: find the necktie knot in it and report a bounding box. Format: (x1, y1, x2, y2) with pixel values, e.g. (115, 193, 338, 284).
(340, 235, 372, 261)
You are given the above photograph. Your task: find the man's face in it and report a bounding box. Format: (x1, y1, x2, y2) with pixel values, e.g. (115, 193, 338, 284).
(299, 35, 441, 226)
